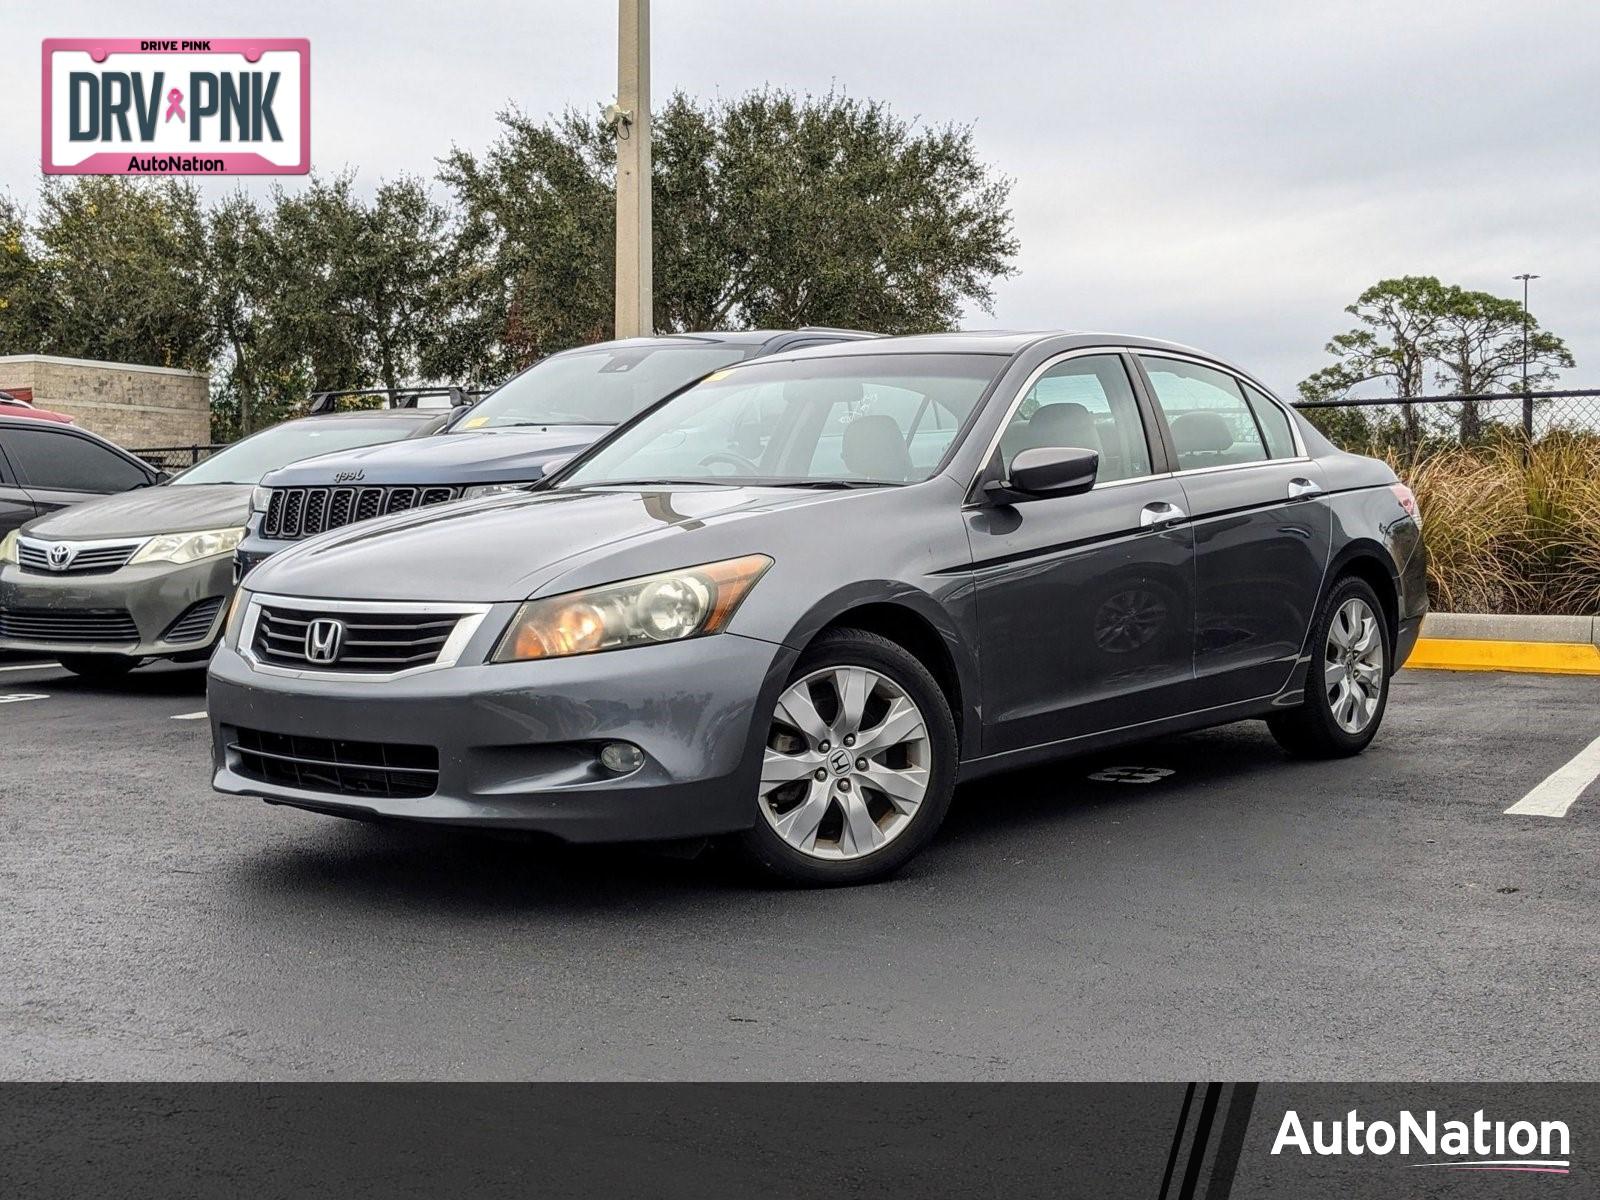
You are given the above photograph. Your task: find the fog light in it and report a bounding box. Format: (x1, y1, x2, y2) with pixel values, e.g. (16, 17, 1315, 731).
(598, 741, 644, 775)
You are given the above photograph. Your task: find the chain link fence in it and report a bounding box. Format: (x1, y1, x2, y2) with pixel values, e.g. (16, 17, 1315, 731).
(131, 444, 228, 472)
(1294, 388, 1600, 455)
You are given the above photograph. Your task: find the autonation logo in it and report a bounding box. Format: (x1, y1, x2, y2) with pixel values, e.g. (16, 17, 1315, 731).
(1272, 1109, 1571, 1175)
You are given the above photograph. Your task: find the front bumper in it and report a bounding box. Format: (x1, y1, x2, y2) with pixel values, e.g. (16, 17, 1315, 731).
(208, 631, 794, 843)
(0, 555, 233, 659)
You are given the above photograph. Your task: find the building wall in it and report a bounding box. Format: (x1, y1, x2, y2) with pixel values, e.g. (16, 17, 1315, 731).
(0, 355, 210, 449)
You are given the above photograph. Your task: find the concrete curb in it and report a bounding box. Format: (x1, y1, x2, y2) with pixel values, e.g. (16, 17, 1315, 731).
(1411, 612, 1600, 674)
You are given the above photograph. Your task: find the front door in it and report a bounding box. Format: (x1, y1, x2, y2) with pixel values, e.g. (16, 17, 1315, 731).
(1136, 355, 1332, 705)
(966, 352, 1196, 755)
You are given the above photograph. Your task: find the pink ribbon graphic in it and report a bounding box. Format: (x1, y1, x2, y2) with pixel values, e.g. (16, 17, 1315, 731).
(164, 88, 185, 123)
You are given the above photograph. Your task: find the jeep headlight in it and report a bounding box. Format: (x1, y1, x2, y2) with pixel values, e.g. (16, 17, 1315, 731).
(462, 483, 530, 500)
(251, 486, 271, 514)
(492, 554, 772, 662)
(129, 527, 246, 566)
(0, 529, 18, 566)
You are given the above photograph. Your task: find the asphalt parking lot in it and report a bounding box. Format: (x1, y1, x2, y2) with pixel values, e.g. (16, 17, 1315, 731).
(2, 660, 1596, 1081)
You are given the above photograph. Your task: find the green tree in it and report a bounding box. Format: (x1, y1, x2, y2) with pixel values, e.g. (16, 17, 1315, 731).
(28, 177, 213, 370)
(1301, 276, 1576, 449)
(436, 89, 1018, 383)
(0, 196, 46, 355)
(1430, 287, 1574, 441)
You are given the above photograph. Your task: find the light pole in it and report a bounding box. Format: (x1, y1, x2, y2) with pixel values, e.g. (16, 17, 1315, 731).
(610, 0, 652, 339)
(1514, 272, 1539, 439)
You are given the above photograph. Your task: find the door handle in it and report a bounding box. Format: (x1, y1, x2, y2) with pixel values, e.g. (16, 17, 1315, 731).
(1287, 477, 1323, 500)
(1140, 500, 1186, 528)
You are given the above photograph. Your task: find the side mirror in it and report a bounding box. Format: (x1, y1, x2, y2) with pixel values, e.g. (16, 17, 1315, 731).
(447, 403, 475, 427)
(540, 455, 574, 478)
(985, 446, 1098, 503)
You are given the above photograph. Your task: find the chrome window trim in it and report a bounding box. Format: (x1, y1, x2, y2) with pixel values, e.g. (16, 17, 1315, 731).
(1133, 350, 1308, 460)
(238, 592, 494, 682)
(963, 345, 1158, 500)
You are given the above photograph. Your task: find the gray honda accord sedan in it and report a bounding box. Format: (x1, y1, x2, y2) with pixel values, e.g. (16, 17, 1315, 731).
(208, 332, 1426, 885)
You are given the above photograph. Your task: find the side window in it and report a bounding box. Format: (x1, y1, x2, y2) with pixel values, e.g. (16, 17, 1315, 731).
(1140, 357, 1267, 470)
(997, 355, 1152, 483)
(1242, 383, 1297, 459)
(3, 427, 150, 493)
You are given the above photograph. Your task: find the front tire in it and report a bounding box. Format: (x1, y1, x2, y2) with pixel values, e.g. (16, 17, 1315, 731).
(1268, 576, 1391, 758)
(57, 654, 140, 681)
(734, 629, 958, 886)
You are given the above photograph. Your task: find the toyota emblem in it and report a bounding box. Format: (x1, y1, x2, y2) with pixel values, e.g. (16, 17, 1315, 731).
(304, 618, 346, 665)
(47, 543, 73, 570)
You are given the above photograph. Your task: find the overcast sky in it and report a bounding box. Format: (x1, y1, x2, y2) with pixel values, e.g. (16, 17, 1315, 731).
(5, 0, 1597, 394)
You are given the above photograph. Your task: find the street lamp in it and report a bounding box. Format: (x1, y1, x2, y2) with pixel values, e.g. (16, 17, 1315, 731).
(1514, 272, 1539, 439)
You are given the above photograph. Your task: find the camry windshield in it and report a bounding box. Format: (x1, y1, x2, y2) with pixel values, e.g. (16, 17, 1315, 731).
(170, 421, 420, 485)
(457, 343, 748, 431)
(561, 354, 1006, 488)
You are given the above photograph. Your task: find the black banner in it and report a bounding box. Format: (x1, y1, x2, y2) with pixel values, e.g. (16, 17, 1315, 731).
(1, 1083, 1591, 1198)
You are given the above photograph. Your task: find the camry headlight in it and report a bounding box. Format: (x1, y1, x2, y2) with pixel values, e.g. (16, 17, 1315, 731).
(129, 527, 246, 566)
(462, 483, 531, 500)
(492, 554, 772, 662)
(251, 486, 271, 514)
(0, 529, 18, 566)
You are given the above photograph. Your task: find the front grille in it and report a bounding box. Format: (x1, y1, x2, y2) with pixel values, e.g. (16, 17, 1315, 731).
(18, 539, 142, 575)
(0, 607, 140, 643)
(160, 596, 225, 643)
(262, 485, 462, 540)
(251, 603, 464, 672)
(228, 726, 439, 799)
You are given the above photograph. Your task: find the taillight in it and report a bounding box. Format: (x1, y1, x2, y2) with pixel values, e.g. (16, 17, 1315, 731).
(1390, 482, 1420, 526)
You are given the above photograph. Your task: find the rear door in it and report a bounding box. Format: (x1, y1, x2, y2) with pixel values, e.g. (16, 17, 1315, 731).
(1135, 354, 1331, 705)
(0, 435, 38, 534)
(1, 424, 155, 515)
(966, 351, 1196, 754)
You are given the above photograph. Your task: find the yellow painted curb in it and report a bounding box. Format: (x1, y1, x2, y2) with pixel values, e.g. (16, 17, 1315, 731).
(1407, 637, 1600, 675)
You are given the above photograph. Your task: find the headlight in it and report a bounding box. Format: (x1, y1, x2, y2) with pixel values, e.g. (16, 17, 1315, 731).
(0, 529, 18, 566)
(492, 554, 772, 663)
(251, 486, 271, 514)
(128, 527, 246, 566)
(222, 589, 249, 648)
(462, 483, 531, 500)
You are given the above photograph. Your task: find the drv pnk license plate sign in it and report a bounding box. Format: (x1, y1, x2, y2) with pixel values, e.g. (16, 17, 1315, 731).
(42, 38, 310, 175)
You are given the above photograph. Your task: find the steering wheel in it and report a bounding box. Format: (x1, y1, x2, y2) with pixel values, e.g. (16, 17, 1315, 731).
(697, 450, 761, 475)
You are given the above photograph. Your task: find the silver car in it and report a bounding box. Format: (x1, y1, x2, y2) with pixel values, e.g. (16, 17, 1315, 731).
(0, 409, 443, 679)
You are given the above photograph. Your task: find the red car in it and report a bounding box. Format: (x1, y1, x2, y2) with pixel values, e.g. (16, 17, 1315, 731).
(0, 392, 74, 424)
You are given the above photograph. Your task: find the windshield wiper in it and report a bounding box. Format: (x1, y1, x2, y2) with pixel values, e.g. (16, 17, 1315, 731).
(761, 479, 899, 489)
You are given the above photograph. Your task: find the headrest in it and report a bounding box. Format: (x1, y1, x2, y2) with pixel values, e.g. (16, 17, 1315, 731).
(841, 414, 914, 481)
(1170, 411, 1234, 454)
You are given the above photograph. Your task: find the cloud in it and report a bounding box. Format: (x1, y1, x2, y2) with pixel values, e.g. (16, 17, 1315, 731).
(6, 0, 1595, 392)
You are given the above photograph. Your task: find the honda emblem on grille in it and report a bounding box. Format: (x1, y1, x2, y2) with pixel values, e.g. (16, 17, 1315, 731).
(47, 543, 73, 570)
(304, 618, 346, 664)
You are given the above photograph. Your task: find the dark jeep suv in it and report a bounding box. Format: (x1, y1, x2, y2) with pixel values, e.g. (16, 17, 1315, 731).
(236, 329, 873, 577)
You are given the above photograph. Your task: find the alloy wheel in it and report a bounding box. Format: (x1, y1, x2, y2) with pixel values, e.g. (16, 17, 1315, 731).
(1325, 596, 1384, 733)
(759, 665, 931, 860)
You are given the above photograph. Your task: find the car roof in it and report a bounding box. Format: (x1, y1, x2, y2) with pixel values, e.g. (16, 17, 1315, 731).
(771, 330, 1220, 359)
(547, 327, 878, 356)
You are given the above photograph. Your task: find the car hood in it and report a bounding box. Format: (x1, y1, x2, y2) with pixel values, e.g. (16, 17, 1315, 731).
(260, 426, 611, 487)
(248, 485, 847, 603)
(23, 484, 253, 540)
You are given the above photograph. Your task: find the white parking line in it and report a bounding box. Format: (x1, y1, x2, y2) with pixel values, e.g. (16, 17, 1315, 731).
(171, 711, 208, 720)
(1504, 732, 1600, 817)
(0, 693, 49, 704)
(0, 662, 55, 673)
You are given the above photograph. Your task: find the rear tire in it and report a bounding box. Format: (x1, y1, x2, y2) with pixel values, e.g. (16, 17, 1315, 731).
(734, 628, 958, 886)
(57, 654, 139, 681)
(1268, 576, 1390, 759)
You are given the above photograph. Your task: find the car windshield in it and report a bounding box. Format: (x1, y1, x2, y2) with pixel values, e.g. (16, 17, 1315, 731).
(561, 353, 1006, 488)
(455, 343, 748, 431)
(170, 420, 422, 485)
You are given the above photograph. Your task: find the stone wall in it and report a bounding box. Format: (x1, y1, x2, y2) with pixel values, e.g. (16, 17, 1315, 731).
(0, 355, 210, 449)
